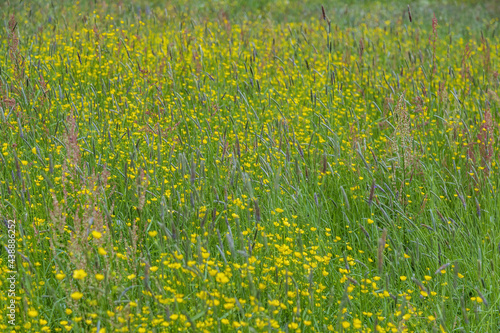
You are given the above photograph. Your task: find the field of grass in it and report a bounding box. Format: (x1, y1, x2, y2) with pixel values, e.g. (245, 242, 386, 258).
(1, 0, 500, 332)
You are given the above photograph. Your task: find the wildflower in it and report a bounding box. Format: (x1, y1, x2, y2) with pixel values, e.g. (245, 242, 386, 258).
(224, 302, 235, 310)
(268, 299, 280, 307)
(216, 272, 229, 284)
(73, 269, 87, 280)
(92, 231, 102, 239)
(70, 292, 83, 300)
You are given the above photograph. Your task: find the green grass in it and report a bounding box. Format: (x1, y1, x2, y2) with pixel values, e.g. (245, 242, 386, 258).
(0, 0, 499, 332)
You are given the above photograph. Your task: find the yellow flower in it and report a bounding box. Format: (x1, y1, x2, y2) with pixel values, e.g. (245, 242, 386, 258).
(127, 274, 136, 280)
(28, 310, 38, 318)
(95, 274, 105, 281)
(276, 208, 284, 213)
(342, 321, 350, 328)
(56, 273, 66, 280)
(148, 230, 158, 237)
(216, 272, 229, 284)
(268, 299, 280, 307)
(32, 147, 37, 154)
(70, 292, 83, 300)
(367, 218, 374, 224)
(98, 247, 107, 255)
(400, 276, 407, 281)
(224, 302, 235, 310)
(73, 269, 87, 280)
(92, 231, 102, 239)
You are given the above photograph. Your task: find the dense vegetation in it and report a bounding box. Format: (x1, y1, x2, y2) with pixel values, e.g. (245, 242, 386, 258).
(1, 0, 499, 332)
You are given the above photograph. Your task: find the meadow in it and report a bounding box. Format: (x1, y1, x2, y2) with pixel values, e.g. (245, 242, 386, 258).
(1, 0, 500, 332)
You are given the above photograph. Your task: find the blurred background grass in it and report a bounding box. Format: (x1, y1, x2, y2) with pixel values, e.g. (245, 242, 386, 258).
(2, 0, 500, 32)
